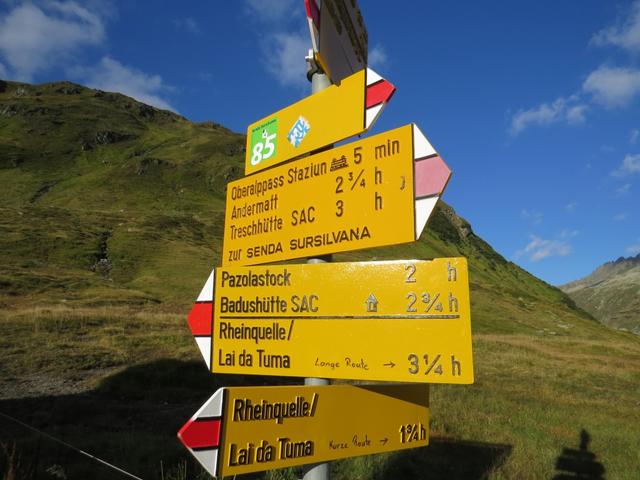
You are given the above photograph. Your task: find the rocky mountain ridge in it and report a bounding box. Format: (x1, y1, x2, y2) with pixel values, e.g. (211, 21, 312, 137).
(561, 254, 640, 334)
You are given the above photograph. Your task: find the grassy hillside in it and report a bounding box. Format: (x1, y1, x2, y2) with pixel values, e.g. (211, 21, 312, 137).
(0, 79, 242, 308)
(561, 255, 640, 335)
(1, 79, 639, 479)
(0, 78, 579, 316)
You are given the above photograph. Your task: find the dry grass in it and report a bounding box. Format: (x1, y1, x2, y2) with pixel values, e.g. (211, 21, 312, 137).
(2, 307, 639, 479)
(0, 306, 196, 399)
(426, 333, 640, 479)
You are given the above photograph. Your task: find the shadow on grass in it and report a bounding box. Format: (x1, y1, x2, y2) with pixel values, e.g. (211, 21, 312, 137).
(552, 429, 605, 480)
(0, 359, 298, 480)
(1, 360, 514, 479)
(373, 437, 512, 480)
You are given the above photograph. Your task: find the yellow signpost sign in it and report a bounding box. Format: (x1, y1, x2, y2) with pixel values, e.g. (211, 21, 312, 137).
(178, 384, 429, 477)
(180, 2, 474, 477)
(187, 258, 473, 384)
(226, 123, 451, 266)
(245, 68, 394, 175)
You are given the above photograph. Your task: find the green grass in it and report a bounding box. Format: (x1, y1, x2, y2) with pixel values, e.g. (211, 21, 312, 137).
(2, 308, 638, 479)
(0, 307, 193, 395)
(427, 333, 640, 479)
(2, 78, 639, 479)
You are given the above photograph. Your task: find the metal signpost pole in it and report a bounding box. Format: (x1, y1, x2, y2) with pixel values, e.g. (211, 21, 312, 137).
(303, 50, 331, 480)
(178, 3, 474, 478)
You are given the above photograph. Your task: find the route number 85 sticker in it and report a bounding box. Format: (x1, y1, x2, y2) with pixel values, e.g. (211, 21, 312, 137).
(250, 117, 278, 166)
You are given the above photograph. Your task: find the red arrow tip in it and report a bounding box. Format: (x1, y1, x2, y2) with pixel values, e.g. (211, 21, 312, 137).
(178, 418, 222, 450)
(414, 155, 451, 198)
(366, 80, 396, 109)
(188, 302, 213, 336)
(305, 0, 320, 27)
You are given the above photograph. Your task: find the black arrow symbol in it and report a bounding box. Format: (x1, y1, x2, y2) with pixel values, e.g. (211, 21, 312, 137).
(380, 438, 388, 445)
(383, 361, 395, 368)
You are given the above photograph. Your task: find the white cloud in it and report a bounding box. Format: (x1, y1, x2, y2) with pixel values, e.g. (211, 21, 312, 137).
(516, 234, 573, 262)
(520, 209, 543, 225)
(245, 0, 300, 24)
(199, 72, 214, 83)
(583, 66, 640, 108)
(612, 153, 640, 177)
(564, 202, 578, 213)
(74, 56, 175, 111)
(626, 241, 640, 255)
(263, 32, 309, 88)
(509, 96, 587, 136)
(616, 183, 632, 196)
(173, 17, 200, 35)
(631, 129, 639, 144)
(591, 0, 640, 52)
(566, 104, 587, 123)
(244, 0, 308, 88)
(559, 228, 579, 239)
(614, 212, 628, 221)
(0, 1, 177, 112)
(368, 45, 388, 69)
(600, 144, 615, 153)
(0, 1, 105, 81)
(508, 1, 640, 138)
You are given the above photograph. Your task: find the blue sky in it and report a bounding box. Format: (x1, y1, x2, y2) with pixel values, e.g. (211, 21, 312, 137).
(1, 0, 639, 285)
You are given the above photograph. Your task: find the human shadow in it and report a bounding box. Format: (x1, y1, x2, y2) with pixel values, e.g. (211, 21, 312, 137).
(552, 429, 605, 479)
(373, 437, 512, 480)
(0, 359, 297, 479)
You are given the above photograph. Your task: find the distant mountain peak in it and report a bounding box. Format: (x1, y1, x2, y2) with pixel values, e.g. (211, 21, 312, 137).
(606, 253, 640, 265)
(560, 254, 640, 335)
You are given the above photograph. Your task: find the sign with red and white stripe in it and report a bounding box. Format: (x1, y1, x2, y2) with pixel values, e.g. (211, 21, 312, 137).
(245, 68, 394, 175)
(186, 258, 473, 384)
(305, 0, 367, 85)
(187, 268, 215, 370)
(178, 384, 429, 477)
(226, 123, 451, 267)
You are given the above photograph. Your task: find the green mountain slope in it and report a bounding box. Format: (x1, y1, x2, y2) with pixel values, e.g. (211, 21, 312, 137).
(1, 79, 639, 479)
(0, 78, 588, 329)
(560, 255, 640, 334)
(1, 79, 243, 307)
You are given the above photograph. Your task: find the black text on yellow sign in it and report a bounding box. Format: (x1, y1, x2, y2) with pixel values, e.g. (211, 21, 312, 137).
(178, 384, 429, 477)
(207, 258, 473, 384)
(225, 124, 425, 266)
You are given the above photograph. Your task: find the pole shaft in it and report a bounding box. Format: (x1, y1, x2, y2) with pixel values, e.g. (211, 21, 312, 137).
(302, 69, 331, 480)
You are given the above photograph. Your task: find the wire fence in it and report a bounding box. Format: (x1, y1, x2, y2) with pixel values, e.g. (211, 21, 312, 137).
(0, 411, 144, 480)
